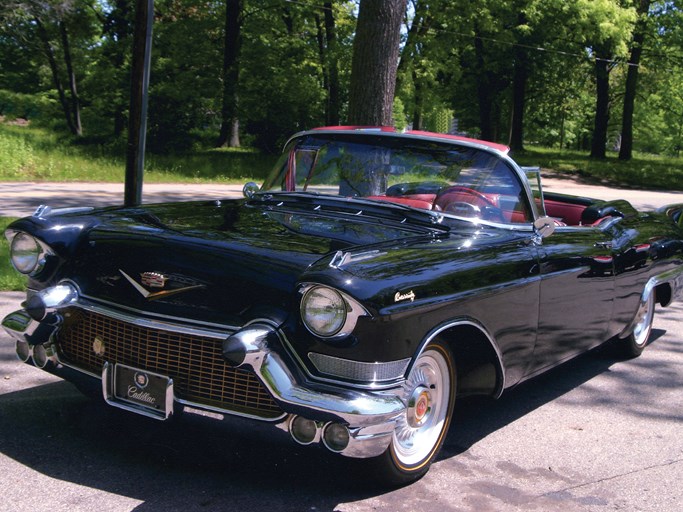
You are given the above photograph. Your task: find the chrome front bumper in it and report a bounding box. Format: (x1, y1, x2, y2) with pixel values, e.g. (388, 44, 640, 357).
(2, 297, 405, 459)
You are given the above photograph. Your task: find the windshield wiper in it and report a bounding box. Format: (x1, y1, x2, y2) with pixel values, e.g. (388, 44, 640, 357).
(250, 192, 448, 232)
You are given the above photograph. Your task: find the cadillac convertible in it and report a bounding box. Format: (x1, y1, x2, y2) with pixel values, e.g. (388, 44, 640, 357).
(3, 127, 683, 484)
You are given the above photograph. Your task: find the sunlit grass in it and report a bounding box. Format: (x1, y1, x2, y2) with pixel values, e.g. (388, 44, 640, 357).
(0, 217, 26, 291)
(0, 123, 276, 183)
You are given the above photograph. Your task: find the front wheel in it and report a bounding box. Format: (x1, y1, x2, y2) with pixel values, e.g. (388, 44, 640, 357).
(622, 291, 655, 358)
(369, 340, 455, 486)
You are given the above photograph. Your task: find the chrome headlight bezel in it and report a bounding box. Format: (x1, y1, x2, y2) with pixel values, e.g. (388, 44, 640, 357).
(6, 230, 54, 276)
(299, 284, 368, 339)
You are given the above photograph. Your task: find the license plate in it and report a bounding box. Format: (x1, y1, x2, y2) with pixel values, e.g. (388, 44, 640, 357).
(104, 363, 174, 420)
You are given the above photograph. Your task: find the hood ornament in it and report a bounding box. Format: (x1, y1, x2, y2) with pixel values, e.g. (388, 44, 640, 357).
(119, 270, 204, 301)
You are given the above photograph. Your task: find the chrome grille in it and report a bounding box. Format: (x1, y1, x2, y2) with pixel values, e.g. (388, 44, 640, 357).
(56, 308, 283, 419)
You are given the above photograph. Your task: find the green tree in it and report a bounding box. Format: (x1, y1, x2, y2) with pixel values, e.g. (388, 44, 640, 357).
(1, 0, 100, 135)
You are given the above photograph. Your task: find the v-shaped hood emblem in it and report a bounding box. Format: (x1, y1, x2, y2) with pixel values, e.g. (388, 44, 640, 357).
(119, 270, 204, 301)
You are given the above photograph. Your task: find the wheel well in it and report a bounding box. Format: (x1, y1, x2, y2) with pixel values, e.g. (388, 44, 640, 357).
(434, 324, 503, 398)
(655, 283, 672, 307)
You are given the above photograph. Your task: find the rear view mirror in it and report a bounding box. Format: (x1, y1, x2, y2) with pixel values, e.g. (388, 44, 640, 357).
(243, 182, 259, 199)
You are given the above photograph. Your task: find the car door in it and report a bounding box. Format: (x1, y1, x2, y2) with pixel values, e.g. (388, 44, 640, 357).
(527, 224, 617, 375)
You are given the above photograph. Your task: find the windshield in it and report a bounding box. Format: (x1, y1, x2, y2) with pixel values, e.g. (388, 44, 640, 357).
(261, 133, 533, 224)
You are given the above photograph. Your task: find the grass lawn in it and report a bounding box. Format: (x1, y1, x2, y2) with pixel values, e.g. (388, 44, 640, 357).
(514, 146, 683, 191)
(0, 123, 277, 183)
(0, 217, 26, 291)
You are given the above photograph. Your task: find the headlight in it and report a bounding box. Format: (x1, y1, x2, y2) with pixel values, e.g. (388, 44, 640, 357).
(8, 231, 52, 275)
(301, 285, 347, 337)
(300, 284, 369, 339)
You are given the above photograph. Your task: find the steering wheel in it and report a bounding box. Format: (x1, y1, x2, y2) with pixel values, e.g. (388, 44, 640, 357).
(443, 201, 481, 217)
(434, 186, 505, 222)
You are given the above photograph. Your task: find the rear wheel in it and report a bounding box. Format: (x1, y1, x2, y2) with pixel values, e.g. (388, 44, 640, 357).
(622, 291, 655, 358)
(370, 340, 455, 486)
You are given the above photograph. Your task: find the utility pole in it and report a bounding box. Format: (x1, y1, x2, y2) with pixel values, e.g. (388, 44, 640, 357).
(125, 0, 154, 206)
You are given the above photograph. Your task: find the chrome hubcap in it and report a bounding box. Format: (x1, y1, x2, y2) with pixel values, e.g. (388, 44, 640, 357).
(407, 386, 431, 428)
(393, 348, 450, 466)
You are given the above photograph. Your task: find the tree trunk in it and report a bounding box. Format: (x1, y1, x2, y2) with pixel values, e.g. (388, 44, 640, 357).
(60, 21, 82, 136)
(217, 0, 242, 148)
(590, 55, 611, 159)
(347, 0, 406, 126)
(619, 0, 651, 161)
(35, 17, 76, 135)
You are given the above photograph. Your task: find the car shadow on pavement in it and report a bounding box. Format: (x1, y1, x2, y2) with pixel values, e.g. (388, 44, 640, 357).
(440, 329, 671, 461)
(0, 327, 675, 512)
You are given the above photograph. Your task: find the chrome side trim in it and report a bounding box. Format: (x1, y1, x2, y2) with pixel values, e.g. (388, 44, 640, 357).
(415, 318, 506, 398)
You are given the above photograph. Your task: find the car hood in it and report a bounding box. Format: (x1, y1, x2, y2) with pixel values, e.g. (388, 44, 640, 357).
(56, 199, 451, 325)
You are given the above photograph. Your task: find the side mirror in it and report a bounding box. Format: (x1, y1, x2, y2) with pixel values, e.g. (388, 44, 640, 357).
(534, 216, 556, 239)
(242, 182, 259, 199)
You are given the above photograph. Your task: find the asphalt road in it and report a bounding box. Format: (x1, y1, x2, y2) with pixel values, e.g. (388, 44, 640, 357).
(0, 180, 682, 511)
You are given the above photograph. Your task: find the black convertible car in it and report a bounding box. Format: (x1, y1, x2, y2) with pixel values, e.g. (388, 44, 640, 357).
(3, 127, 683, 484)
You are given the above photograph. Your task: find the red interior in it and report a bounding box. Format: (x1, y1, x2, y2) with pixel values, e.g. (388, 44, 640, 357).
(366, 193, 606, 227)
(542, 199, 588, 226)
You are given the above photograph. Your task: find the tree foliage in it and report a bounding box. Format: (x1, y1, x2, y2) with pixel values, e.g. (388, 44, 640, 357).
(0, 0, 682, 160)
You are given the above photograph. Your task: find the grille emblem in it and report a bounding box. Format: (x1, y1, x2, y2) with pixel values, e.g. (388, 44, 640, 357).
(134, 372, 149, 389)
(93, 336, 106, 356)
(119, 269, 205, 301)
